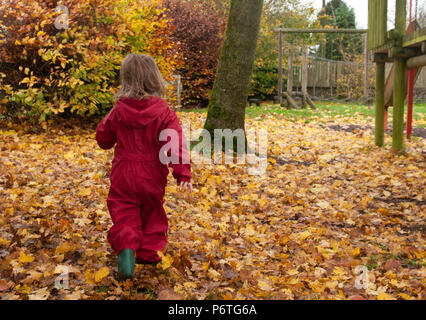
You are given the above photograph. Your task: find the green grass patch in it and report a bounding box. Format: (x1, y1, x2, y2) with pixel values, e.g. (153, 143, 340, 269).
(180, 101, 426, 127)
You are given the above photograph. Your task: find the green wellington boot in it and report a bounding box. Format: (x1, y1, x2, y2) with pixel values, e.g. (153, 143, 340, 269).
(118, 249, 135, 280)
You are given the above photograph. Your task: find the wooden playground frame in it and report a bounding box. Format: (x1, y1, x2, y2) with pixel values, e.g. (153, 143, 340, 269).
(369, 0, 426, 152)
(274, 0, 425, 153)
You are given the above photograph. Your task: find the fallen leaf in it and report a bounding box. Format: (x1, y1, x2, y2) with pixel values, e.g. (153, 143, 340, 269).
(94, 267, 109, 283)
(78, 188, 92, 197)
(18, 252, 34, 264)
(158, 251, 173, 270)
(353, 247, 360, 257)
(157, 288, 184, 300)
(28, 287, 50, 300)
(0, 279, 11, 291)
(377, 292, 396, 300)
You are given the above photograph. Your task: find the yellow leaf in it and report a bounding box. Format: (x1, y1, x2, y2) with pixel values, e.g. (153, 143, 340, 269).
(317, 201, 330, 209)
(55, 242, 75, 256)
(94, 267, 109, 283)
(202, 261, 210, 272)
(295, 231, 311, 241)
(4, 207, 14, 216)
(19, 252, 35, 263)
(183, 282, 197, 290)
(353, 247, 360, 257)
(0, 237, 11, 247)
(259, 198, 268, 208)
(161, 255, 173, 270)
(257, 280, 273, 291)
(208, 268, 221, 280)
(15, 39, 21, 45)
(20, 77, 30, 85)
(378, 208, 390, 216)
(245, 224, 256, 236)
(24, 67, 29, 75)
(85, 270, 94, 284)
(78, 188, 92, 197)
(26, 270, 43, 282)
(287, 269, 298, 276)
(158, 251, 173, 270)
(64, 151, 74, 159)
(398, 293, 413, 300)
(333, 267, 346, 276)
(377, 292, 396, 300)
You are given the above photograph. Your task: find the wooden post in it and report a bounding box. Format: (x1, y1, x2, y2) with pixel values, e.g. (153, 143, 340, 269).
(278, 31, 283, 105)
(329, 61, 333, 97)
(375, 59, 386, 147)
(313, 60, 317, 97)
(346, 65, 351, 100)
(392, 0, 407, 152)
(363, 34, 369, 103)
(174, 75, 182, 106)
(406, 8, 416, 139)
(287, 52, 293, 96)
(284, 92, 299, 109)
(301, 51, 308, 108)
(305, 95, 317, 110)
(407, 54, 426, 68)
(321, 0, 327, 58)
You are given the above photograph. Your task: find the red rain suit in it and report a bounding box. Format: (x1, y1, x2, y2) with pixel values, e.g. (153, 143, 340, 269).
(96, 97, 191, 263)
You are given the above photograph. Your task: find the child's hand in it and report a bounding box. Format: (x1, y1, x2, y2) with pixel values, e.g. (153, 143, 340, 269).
(179, 181, 193, 193)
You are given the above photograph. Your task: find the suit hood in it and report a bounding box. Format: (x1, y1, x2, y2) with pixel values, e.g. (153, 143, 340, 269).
(115, 97, 169, 128)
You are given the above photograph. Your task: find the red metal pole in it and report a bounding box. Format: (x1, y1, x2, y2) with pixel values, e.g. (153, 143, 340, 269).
(384, 107, 388, 131)
(407, 70, 415, 138)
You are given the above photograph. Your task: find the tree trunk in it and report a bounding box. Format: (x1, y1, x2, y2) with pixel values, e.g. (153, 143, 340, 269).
(203, 0, 263, 137)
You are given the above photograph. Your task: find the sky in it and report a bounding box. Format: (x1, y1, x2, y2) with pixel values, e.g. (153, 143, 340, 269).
(301, 0, 426, 29)
(301, 0, 369, 29)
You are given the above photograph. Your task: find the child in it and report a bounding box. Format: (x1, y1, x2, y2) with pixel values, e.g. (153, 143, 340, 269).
(96, 53, 192, 279)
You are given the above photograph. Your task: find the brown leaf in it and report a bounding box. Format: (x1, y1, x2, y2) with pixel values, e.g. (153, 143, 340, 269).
(0, 279, 11, 291)
(383, 260, 401, 271)
(157, 288, 184, 300)
(239, 269, 252, 282)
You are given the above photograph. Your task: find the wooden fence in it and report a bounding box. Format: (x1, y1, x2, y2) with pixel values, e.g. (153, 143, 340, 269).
(291, 57, 426, 91)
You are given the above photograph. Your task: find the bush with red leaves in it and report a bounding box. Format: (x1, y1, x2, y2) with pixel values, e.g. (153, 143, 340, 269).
(164, 0, 227, 108)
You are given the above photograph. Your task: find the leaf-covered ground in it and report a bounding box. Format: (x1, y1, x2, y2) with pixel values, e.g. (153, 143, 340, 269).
(0, 108, 425, 300)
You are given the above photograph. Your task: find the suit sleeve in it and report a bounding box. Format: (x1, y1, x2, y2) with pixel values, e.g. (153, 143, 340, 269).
(160, 109, 191, 183)
(96, 107, 118, 150)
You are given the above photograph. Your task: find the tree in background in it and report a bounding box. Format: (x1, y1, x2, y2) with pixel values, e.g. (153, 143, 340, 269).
(205, 0, 230, 14)
(250, 0, 318, 100)
(418, 1, 426, 26)
(0, 0, 180, 122)
(204, 0, 263, 135)
(164, 0, 227, 108)
(320, 0, 362, 61)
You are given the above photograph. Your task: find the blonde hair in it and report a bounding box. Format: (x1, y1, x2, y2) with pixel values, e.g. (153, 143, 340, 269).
(114, 53, 166, 100)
